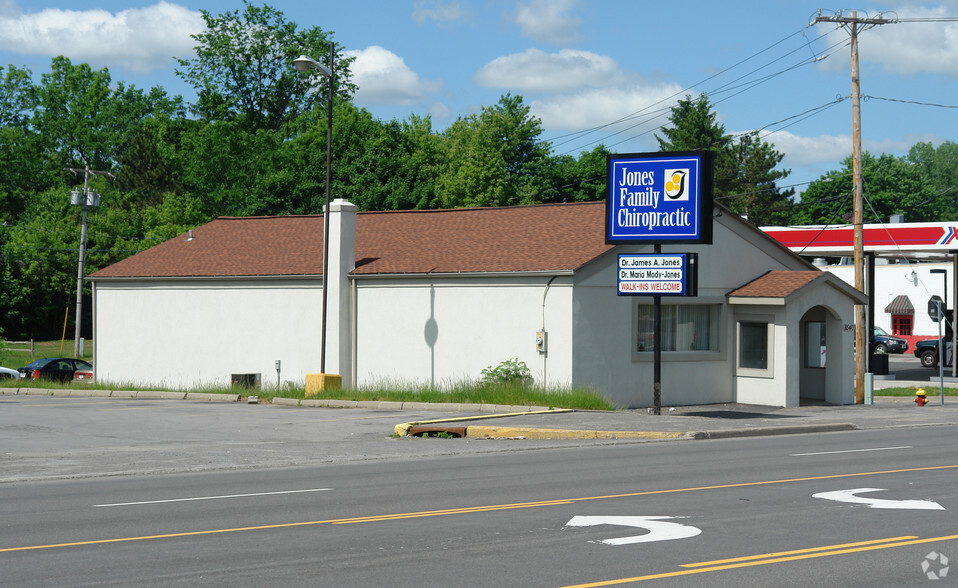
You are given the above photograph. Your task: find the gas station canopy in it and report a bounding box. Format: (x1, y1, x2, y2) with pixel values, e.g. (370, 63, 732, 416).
(762, 222, 958, 260)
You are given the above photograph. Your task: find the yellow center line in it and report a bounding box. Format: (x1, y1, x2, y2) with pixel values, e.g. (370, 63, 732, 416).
(559, 534, 958, 587)
(681, 535, 917, 567)
(565, 463, 958, 503)
(2, 464, 956, 554)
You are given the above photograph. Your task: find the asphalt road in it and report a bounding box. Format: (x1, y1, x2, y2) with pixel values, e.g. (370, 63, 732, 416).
(1, 399, 956, 586)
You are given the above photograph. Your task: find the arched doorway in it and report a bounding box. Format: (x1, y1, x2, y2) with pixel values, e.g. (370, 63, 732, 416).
(799, 305, 846, 404)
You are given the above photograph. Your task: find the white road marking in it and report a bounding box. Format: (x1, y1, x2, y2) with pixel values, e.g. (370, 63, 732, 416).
(565, 515, 702, 545)
(812, 488, 945, 510)
(791, 446, 912, 457)
(94, 488, 332, 507)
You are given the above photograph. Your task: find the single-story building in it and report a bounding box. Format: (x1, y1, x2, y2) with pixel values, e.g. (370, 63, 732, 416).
(89, 200, 866, 408)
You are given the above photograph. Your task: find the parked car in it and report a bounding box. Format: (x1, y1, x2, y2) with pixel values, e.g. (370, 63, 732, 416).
(18, 358, 93, 382)
(914, 339, 939, 367)
(0, 366, 22, 379)
(913, 337, 956, 369)
(872, 326, 908, 354)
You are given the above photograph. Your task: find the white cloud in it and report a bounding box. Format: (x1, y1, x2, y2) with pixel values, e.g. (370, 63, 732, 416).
(531, 83, 685, 132)
(759, 130, 852, 166)
(412, 1, 468, 25)
(513, 0, 582, 46)
(0, 2, 204, 74)
(474, 48, 627, 92)
(429, 102, 452, 121)
(0, 0, 18, 18)
(814, 4, 958, 75)
(863, 5, 958, 75)
(761, 129, 947, 170)
(343, 45, 441, 105)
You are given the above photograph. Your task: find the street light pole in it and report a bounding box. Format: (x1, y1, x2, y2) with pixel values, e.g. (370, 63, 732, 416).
(294, 42, 335, 374)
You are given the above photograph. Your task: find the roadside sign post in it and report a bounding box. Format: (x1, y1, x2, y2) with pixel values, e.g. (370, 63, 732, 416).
(928, 296, 947, 404)
(607, 151, 713, 414)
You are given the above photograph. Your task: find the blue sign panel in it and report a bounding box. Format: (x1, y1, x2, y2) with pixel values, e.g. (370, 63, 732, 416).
(606, 151, 713, 244)
(617, 253, 697, 296)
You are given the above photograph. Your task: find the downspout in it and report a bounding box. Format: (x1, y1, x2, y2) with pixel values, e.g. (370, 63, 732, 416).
(351, 277, 358, 388)
(541, 275, 557, 387)
(91, 281, 97, 379)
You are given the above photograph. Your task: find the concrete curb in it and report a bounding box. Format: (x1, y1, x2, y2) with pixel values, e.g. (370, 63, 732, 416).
(396, 415, 860, 441)
(0, 387, 241, 403)
(394, 409, 574, 437)
(465, 426, 689, 440)
(688, 423, 859, 439)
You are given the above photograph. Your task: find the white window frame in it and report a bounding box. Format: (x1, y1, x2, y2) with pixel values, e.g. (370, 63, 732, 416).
(632, 299, 724, 362)
(736, 315, 774, 378)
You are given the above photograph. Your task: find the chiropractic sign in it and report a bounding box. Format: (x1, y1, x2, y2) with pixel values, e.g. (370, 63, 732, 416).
(618, 253, 697, 296)
(606, 151, 713, 244)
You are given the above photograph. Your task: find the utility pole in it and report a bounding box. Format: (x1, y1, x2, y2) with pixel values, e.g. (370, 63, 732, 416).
(66, 166, 113, 359)
(813, 10, 895, 403)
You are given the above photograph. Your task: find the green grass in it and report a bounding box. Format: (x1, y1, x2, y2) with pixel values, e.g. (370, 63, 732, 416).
(873, 386, 958, 397)
(1, 339, 93, 368)
(289, 381, 616, 410)
(0, 379, 615, 410)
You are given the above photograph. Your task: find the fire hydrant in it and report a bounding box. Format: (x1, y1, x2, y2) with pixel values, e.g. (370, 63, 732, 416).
(915, 388, 929, 407)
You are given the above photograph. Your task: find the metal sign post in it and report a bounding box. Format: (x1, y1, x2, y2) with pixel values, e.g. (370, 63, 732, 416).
(607, 151, 713, 413)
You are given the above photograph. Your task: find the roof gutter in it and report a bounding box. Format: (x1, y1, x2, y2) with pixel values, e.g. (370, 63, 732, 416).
(88, 274, 324, 283)
(348, 269, 575, 280)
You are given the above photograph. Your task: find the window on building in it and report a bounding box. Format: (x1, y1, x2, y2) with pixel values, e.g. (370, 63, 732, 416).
(736, 318, 774, 378)
(805, 322, 826, 368)
(636, 304, 720, 352)
(891, 315, 913, 336)
(739, 322, 768, 370)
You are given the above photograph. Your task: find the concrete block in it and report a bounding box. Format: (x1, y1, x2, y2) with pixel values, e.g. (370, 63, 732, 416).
(305, 373, 342, 397)
(135, 391, 187, 400)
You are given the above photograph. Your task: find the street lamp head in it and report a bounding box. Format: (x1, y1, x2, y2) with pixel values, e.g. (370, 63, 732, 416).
(293, 54, 332, 78)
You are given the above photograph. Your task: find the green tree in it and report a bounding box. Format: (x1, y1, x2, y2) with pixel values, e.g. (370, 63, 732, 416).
(115, 119, 183, 203)
(2, 188, 83, 338)
(908, 141, 958, 220)
(0, 65, 56, 219)
(0, 64, 35, 128)
(436, 93, 550, 208)
(175, 1, 355, 132)
(724, 132, 795, 225)
(520, 145, 611, 204)
(794, 152, 937, 225)
(656, 94, 794, 224)
(174, 119, 286, 215)
(33, 57, 182, 171)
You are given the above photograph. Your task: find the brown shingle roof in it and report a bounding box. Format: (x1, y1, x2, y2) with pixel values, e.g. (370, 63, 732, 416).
(727, 270, 823, 298)
(90, 202, 615, 279)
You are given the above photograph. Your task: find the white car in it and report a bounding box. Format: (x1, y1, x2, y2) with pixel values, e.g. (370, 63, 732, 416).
(0, 366, 23, 379)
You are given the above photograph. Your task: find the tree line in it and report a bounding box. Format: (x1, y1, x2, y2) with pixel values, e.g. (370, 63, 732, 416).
(0, 1, 955, 343)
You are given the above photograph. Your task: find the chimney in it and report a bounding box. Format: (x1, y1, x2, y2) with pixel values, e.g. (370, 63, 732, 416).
(324, 198, 357, 385)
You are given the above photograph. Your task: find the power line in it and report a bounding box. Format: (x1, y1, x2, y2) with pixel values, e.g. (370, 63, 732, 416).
(551, 25, 819, 153)
(863, 95, 958, 109)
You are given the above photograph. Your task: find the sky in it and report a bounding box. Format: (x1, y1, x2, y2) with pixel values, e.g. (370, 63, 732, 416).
(1, 0, 957, 196)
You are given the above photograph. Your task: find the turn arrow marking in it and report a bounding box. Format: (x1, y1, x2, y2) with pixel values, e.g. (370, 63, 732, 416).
(565, 515, 702, 545)
(813, 488, 945, 510)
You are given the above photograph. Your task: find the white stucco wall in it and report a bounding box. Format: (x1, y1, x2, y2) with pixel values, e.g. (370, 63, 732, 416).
(566, 214, 816, 408)
(354, 276, 574, 388)
(732, 310, 787, 406)
(93, 279, 324, 389)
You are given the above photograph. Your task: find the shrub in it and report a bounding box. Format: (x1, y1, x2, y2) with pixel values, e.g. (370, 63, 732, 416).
(480, 358, 533, 386)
